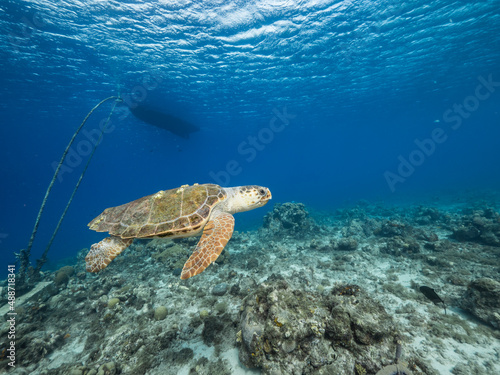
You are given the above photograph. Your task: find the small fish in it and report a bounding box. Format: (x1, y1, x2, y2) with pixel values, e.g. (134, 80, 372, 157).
(419, 286, 447, 314)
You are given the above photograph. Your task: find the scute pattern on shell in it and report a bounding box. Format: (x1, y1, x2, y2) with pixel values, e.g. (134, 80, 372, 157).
(88, 184, 226, 238)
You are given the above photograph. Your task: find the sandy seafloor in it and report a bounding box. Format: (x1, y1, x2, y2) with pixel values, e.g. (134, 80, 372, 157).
(1, 196, 500, 375)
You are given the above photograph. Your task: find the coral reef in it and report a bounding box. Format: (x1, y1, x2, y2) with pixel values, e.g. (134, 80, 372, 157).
(1, 199, 499, 374)
(460, 278, 500, 329)
(237, 280, 402, 374)
(261, 202, 318, 238)
(150, 242, 190, 271)
(336, 237, 358, 251)
(451, 208, 500, 246)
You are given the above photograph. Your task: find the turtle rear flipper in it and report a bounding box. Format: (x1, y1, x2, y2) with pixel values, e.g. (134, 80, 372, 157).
(85, 237, 133, 272)
(180, 212, 235, 280)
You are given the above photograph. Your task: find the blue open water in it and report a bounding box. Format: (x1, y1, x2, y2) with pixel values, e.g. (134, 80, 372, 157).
(1, 0, 499, 276)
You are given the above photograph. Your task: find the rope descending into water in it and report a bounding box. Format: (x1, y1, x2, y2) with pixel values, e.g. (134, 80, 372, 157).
(18, 96, 121, 286)
(34, 98, 120, 274)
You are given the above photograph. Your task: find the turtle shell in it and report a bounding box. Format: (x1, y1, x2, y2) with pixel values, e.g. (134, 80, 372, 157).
(88, 184, 226, 239)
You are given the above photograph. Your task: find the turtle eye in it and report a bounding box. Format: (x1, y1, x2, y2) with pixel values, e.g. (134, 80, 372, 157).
(259, 188, 266, 196)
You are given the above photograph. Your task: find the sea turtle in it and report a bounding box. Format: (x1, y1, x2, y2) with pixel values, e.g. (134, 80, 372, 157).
(85, 183, 271, 279)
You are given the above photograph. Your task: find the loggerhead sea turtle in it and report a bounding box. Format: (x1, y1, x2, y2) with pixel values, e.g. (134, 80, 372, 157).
(85, 183, 271, 279)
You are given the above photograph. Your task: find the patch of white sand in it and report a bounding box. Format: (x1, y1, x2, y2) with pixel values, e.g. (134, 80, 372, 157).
(221, 348, 260, 375)
(47, 337, 85, 369)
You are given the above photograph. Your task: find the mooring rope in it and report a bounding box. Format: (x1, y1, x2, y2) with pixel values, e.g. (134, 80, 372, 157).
(34, 98, 120, 272)
(19, 95, 121, 283)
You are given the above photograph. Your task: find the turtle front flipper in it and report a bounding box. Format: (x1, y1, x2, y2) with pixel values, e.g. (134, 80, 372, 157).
(85, 237, 133, 272)
(181, 212, 235, 280)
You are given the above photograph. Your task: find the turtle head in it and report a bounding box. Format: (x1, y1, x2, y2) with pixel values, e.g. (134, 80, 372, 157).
(227, 185, 272, 213)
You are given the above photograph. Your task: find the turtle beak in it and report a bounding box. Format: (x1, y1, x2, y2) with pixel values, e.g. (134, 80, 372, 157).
(261, 188, 272, 204)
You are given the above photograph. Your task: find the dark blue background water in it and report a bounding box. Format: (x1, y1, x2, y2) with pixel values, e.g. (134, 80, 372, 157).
(1, 0, 499, 277)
